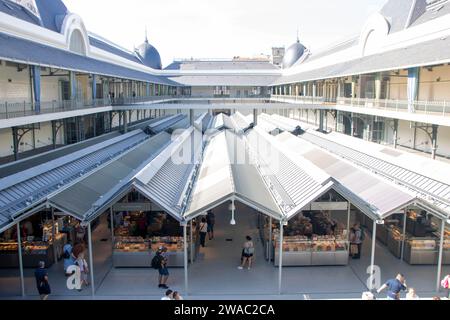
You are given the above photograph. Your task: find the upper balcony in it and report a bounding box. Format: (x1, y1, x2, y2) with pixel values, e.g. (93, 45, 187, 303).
(270, 94, 450, 126)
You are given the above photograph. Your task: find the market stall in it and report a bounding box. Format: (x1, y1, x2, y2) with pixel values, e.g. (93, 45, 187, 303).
(0, 219, 67, 268)
(261, 211, 350, 266)
(112, 211, 196, 268)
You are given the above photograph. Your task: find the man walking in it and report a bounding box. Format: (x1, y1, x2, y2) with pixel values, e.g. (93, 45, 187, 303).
(377, 274, 407, 300)
(35, 261, 51, 300)
(153, 247, 170, 289)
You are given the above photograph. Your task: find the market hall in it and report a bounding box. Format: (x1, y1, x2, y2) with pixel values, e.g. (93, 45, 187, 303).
(0, 112, 449, 298)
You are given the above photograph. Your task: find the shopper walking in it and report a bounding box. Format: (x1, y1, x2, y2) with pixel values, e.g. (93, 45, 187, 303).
(349, 223, 363, 259)
(34, 261, 51, 300)
(63, 241, 75, 276)
(377, 274, 407, 300)
(161, 289, 173, 300)
(199, 217, 208, 248)
(75, 251, 90, 290)
(206, 210, 216, 240)
(441, 274, 450, 298)
(238, 236, 255, 270)
(152, 247, 170, 289)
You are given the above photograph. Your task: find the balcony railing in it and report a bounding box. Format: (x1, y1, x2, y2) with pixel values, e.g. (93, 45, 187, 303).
(0, 98, 112, 120)
(336, 97, 450, 117)
(270, 95, 328, 104)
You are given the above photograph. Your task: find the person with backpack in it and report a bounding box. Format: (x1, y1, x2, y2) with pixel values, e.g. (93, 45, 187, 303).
(35, 261, 51, 300)
(63, 241, 75, 276)
(349, 222, 363, 259)
(199, 217, 208, 248)
(238, 236, 255, 270)
(152, 247, 169, 289)
(441, 274, 450, 298)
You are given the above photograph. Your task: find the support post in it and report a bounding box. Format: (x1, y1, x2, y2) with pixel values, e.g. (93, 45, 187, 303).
(92, 74, 97, 106)
(278, 220, 284, 295)
(393, 119, 399, 149)
(110, 207, 114, 250)
(190, 109, 195, 126)
(253, 109, 258, 126)
(190, 220, 194, 263)
(51, 120, 57, 149)
(401, 209, 407, 261)
(12, 127, 19, 161)
(347, 202, 351, 241)
(87, 222, 95, 297)
(369, 220, 377, 290)
(183, 224, 189, 295)
(17, 222, 25, 297)
(51, 208, 58, 264)
(436, 218, 445, 292)
(431, 125, 438, 160)
(32, 65, 41, 113)
(123, 111, 128, 133)
(268, 217, 272, 262)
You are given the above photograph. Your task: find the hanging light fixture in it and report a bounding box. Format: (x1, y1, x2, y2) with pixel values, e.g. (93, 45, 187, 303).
(229, 201, 236, 225)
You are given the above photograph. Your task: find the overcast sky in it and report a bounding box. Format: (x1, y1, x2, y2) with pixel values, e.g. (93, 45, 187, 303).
(63, 0, 387, 67)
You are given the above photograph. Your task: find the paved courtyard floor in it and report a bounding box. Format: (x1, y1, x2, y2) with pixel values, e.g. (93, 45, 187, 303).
(1, 204, 448, 300)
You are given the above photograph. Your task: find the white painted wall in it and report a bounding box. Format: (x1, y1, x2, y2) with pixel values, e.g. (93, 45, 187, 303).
(418, 65, 450, 101)
(0, 62, 31, 103)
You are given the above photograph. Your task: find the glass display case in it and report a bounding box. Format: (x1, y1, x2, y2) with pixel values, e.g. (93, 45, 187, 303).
(404, 238, 438, 265)
(387, 226, 403, 258)
(112, 236, 151, 267)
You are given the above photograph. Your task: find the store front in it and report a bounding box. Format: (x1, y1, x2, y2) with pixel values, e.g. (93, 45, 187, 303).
(111, 190, 196, 268)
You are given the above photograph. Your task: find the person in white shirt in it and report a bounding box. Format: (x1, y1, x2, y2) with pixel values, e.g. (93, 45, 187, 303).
(75, 251, 89, 290)
(161, 290, 173, 300)
(199, 217, 208, 248)
(406, 288, 420, 300)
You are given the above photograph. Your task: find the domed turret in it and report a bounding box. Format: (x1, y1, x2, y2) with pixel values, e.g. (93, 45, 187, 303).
(282, 39, 308, 69)
(136, 35, 162, 70)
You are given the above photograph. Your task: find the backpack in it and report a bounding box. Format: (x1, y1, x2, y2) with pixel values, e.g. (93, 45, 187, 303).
(244, 245, 255, 255)
(360, 227, 366, 241)
(63, 250, 71, 260)
(151, 254, 163, 270)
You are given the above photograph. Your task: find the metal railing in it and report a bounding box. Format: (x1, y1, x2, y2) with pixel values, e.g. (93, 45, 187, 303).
(270, 95, 328, 104)
(270, 95, 450, 117)
(336, 97, 449, 117)
(0, 98, 112, 120)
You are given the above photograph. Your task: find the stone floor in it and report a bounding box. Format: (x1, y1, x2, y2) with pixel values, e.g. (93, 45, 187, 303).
(0, 204, 449, 300)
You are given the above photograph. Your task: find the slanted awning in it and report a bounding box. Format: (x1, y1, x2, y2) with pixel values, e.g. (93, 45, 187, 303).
(184, 130, 284, 220)
(246, 127, 336, 220)
(275, 132, 417, 219)
(0, 32, 178, 86)
(0, 130, 148, 233)
(133, 128, 203, 221)
(48, 132, 172, 222)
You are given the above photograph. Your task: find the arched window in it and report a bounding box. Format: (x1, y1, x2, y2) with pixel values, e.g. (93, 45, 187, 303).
(69, 29, 86, 55)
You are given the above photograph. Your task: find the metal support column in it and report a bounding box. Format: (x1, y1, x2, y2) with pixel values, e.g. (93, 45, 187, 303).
(253, 109, 258, 126)
(17, 222, 25, 297)
(268, 217, 272, 262)
(393, 119, 399, 149)
(190, 109, 195, 126)
(51, 208, 58, 264)
(183, 224, 189, 295)
(12, 127, 19, 161)
(401, 209, 407, 260)
(190, 220, 194, 263)
(110, 207, 114, 250)
(431, 124, 438, 160)
(347, 202, 351, 240)
(123, 111, 128, 133)
(369, 220, 377, 290)
(51, 120, 57, 149)
(87, 222, 95, 297)
(278, 220, 284, 295)
(436, 218, 445, 292)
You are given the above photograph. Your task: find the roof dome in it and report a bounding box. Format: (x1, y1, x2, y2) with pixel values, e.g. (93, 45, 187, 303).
(136, 38, 162, 70)
(282, 40, 307, 69)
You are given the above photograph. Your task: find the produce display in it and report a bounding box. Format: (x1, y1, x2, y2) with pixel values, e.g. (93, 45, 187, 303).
(150, 236, 184, 252)
(23, 242, 50, 255)
(0, 242, 18, 252)
(408, 239, 436, 250)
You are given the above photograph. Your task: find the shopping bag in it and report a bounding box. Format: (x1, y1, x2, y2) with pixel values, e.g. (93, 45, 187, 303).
(350, 244, 359, 256)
